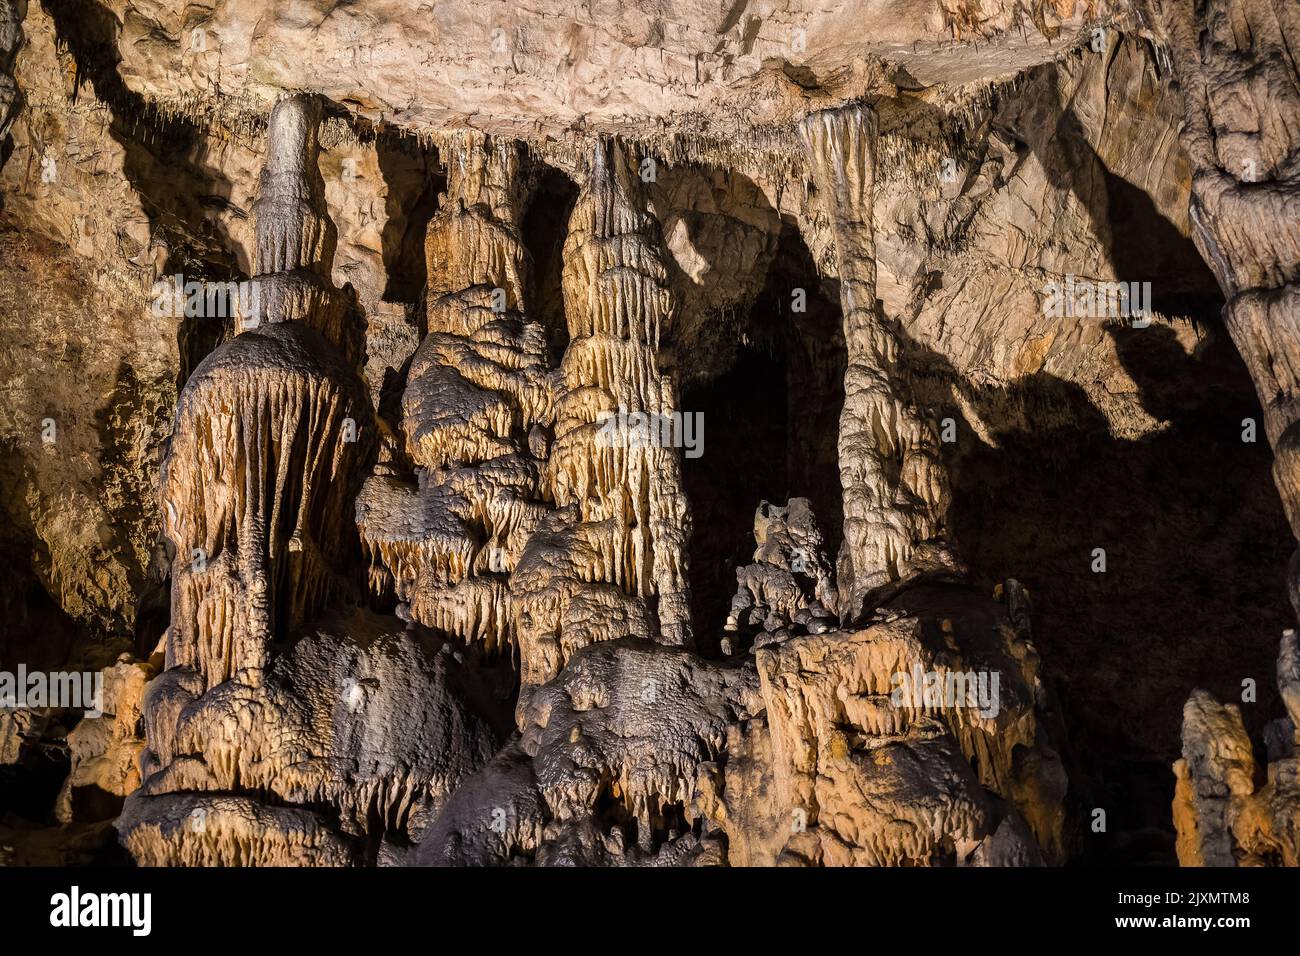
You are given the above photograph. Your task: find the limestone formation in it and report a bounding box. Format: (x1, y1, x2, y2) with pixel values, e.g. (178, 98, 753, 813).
(357, 136, 552, 659)
(56, 655, 156, 825)
(801, 107, 959, 620)
(754, 583, 1066, 865)
(1172, 630, 1300, 866)
(414, 638, 759, 865)
(512, 141, 693, 694)
(119, 96, 503, 865)
(1, 0, 1298, 872)
(723, 498, 838, 653)
(1145, 0, 1300, 616)
(0, 0, 21, 140)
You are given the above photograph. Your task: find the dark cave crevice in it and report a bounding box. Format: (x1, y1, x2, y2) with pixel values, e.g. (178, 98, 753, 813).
(376, 131, 442, 305)
(681, 218, 845, 653)
(521, 162, 578, 366)
(899, 313, 1291, 865)
(682, 346, 789, 654)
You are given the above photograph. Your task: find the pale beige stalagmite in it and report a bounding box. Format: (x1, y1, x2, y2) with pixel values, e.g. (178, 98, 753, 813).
(1145, 0, 1300, 606)
(723, 498, 838, 653)
(512, 140, 692, 692)
(242, 95, 354, 357)
(356, 135, 552, 654)
(799, 107, 957, 622)
(1172, 631, 1300, 866)
(160, 94, 374, 692)
(56, 656, 158, 825)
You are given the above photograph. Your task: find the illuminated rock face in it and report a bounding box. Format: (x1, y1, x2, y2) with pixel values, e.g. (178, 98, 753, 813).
(753, 583, 1066, 865)
(1173, 631, 1300, 867)
(1, 0, 1298, 870)
(357, 137, 552, 658)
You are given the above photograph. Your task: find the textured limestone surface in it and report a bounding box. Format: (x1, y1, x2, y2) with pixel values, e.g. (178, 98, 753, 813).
(1172, 630, 1300, 866)
(0, 0, 1297, 869)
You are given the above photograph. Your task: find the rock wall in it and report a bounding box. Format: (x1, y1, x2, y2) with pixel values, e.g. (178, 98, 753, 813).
(0, 0, 1297, 869)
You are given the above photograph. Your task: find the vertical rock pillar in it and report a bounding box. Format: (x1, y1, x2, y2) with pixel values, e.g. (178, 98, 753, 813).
(799, 107, 955, 622)
(356, 135, 554, 654)
(161, 95, 372, 691)
(512, 140, 692, 692)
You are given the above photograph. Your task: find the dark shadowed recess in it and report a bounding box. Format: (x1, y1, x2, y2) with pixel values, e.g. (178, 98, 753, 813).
(682, 220, 846, 654)
(372, 130, 443, 448)
(521, 162, 579, 365)
(376, 128, 443, 306)
(905, 310, 1291, 865)
(871, 45, 1287, 864)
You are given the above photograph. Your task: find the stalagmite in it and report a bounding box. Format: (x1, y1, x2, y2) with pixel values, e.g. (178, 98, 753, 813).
(160, 95, 374, 691)
(161, 325, 373, 688)
(120, 97, 500, 866)
(512, 140, 693, 692)
(1172, 630, 1300, 866)
(357, 136, 554, 655)
(800, 107, 959, 622)
(56, 656, 156, 825)
(723, 498, 838, 653)
(7, 0, 1295, 873)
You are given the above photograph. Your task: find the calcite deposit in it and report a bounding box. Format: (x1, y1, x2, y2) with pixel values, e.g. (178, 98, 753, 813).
(0, 0, 1298, 869)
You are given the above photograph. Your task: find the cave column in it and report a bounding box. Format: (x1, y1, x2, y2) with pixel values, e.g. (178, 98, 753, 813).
(514, 139, 692, 686)
(355, 133, 553, 654)
(161, 94, 371, 691)
(799, 106, 956, 621)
